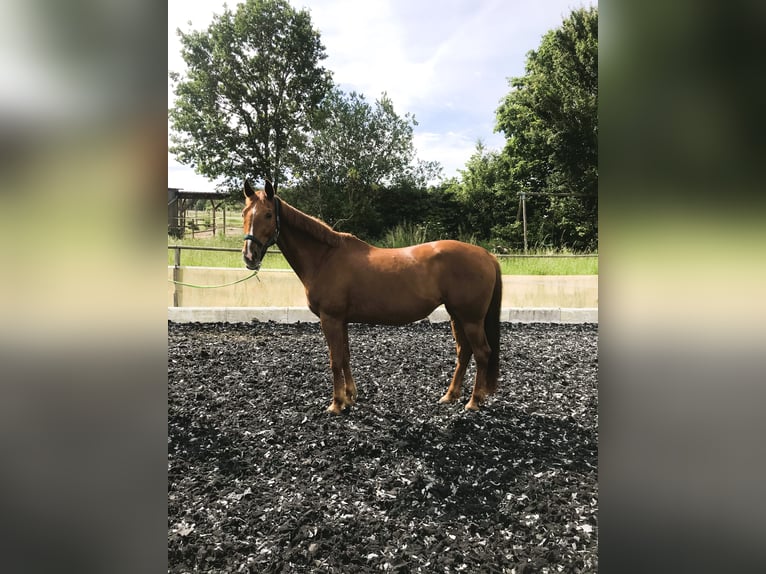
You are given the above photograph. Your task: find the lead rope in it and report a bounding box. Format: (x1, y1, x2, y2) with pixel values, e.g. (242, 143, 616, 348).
(168, 270, 260, 288)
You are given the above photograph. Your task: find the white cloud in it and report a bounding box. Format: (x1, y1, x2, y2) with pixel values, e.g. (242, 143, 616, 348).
(415, 130, 506, 180)
(306, 0, 438, 111)
(168, 154, 222, 192)
(168, 0, 597, 186)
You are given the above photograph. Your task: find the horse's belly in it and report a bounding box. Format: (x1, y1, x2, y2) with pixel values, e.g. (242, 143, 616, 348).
(311, 254, 445, 324)
(347, 286, 440, 325)
(348, 302, 437, 325)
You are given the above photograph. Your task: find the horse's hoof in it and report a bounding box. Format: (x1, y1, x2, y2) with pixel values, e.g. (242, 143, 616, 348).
(327, 397, 353, 414)
(326, 402, 344, 415)
(438, 394, 458, 404)
(464, 400, 480, 411)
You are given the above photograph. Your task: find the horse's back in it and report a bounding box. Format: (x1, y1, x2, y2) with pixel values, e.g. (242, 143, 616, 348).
(426, 239, 495, 264)
(369, 239, 495, 277)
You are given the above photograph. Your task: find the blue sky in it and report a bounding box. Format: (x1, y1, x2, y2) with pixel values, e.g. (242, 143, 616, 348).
(168, 0, 596, 191)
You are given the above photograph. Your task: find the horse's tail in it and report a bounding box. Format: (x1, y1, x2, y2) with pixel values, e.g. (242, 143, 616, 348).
(484, 259, 502, 394)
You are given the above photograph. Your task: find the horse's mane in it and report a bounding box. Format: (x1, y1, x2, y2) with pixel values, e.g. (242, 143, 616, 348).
(278, 198, 355, 247)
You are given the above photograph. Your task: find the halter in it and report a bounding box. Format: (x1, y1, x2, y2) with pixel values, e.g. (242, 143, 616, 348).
(244, 196, 281, 250)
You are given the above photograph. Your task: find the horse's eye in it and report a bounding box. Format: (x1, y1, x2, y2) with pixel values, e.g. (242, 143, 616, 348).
(265, 213, 273, 219)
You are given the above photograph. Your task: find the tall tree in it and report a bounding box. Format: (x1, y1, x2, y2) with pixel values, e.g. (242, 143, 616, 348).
(495, 6, 598, 250)
(452, 141, 512, 243)
(169, 0, 333, 191)
(287, 89, 440, 236)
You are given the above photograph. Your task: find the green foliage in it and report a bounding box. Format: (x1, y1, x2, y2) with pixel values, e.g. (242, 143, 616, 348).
(168, 4, 597, 255)
(495, 6, 598, 250)
(299, 90, 418, 187)
(381, 222, 431, 249)
(284, 89, 441, 238)
(448, 141, 516, 243)
(169, 0, 333, 192)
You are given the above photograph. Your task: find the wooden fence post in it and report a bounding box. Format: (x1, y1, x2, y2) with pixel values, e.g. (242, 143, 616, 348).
(521, 192, 528, 254)
(172, 247, 181, 307)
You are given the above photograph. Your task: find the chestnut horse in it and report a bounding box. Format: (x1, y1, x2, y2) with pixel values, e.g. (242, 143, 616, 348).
(242, 180, 502, 414)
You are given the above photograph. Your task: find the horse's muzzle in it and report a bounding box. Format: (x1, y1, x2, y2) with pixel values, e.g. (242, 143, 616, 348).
(244, 259, 261, 272)
(243, 250, 263, 271)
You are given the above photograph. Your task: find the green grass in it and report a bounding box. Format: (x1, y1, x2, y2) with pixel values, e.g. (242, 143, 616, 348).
(167, 234, 291, 269)
(169, 235, 597, 275)
(496, 254, 597, 275)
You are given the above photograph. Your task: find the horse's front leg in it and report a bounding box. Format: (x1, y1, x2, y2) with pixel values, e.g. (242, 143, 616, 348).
(320, 315, 352, 414)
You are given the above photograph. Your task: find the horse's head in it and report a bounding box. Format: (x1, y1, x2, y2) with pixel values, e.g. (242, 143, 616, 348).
(242, 179, 280, 271)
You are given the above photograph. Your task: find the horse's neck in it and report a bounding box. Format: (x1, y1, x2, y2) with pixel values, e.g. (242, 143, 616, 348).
(276, 209, 334, 283)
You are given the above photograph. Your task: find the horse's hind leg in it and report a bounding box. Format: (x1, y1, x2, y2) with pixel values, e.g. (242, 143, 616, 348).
(439, 319, 473, 404)
(462, 321, 492, 411)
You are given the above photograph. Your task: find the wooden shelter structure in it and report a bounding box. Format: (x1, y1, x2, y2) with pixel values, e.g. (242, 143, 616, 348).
(168, 187, 230, 239)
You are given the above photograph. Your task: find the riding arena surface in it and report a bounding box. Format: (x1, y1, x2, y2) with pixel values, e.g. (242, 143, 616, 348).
(168, 321, 598, 573)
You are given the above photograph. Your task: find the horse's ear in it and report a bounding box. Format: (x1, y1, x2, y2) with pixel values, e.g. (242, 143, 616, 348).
(244, 179, 256, 198)
(265, 179, 275, 199)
